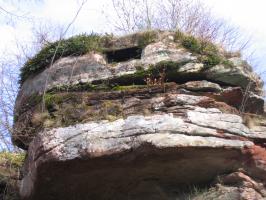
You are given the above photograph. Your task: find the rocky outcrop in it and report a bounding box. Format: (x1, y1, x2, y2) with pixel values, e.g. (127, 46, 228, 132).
(15, 32, 263, 114)
(13, 31, 266, 200)
(192, 171, 266, 200)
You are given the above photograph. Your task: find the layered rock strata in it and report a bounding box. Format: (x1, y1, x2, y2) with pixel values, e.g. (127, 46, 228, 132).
(14, 31, 266, 200)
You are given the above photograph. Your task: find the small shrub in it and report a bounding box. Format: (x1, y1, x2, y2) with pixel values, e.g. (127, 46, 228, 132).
(0, 152, 25, 169)
(181, 35, 202, 53)
(221, 59, 234, 68)
(44, 93, 63, 110)
(174, 31, 219, 55)
(200, 41, 219, 54)
(199, 54, 222, 68)
(101, 33, 115, 48)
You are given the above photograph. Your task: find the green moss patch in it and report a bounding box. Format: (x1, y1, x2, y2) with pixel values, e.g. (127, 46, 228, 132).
(19, 30, 235, 86)
(19, 31, 160, 85)
(20, 33, 108, 84)
(42, 96, 124, 127)
(112, 85, 147, 91)
(47, 82, 112, 93)
(45, 60, 187, 93)
(108, 60, 189, 86)
(174, 31, 233, 69)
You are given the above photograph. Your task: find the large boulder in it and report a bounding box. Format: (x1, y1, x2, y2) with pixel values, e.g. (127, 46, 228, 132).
(13, 31, 266, 200)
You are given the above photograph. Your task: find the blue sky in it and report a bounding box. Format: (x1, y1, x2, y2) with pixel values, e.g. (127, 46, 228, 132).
(0, 0, 265, 80)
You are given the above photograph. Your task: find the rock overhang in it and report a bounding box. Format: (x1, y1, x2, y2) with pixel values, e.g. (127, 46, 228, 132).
(13, 30, 266, 200)
(19, 109, 266, 199)
(16, 30, 263, 98)
(21, 113, 255, 200)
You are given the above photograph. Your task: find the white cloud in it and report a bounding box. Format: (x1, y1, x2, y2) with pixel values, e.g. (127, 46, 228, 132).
(203, 0, 266, 76)
(0, 0, 265, 77)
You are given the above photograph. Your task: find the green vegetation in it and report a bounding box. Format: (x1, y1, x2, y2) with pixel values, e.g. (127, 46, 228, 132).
(19, 30, 236, 85)
(19, 30, 160, 85)
(39, 93, 124, 127)
(174, 31, 219, 55)
(47, 82, 111, 93)
(20, 33, 106, 84)
(0, 152, 25, 169)
(198, 54, 222, 69)
(44, 93, 64, 110)
(112, 85, 146, 91)
(0, 152, 24, 200)
(137, 30, 158, 47)
(174, 31, 233, 69)
(181, 35, 202, 53)
(110, 60, 188, 85)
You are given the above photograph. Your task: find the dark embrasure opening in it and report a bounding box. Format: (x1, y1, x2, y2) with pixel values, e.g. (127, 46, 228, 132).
(105, 46, 142, 63)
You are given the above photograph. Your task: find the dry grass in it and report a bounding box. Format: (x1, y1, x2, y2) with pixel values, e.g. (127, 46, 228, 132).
(0, 152, 25, 200)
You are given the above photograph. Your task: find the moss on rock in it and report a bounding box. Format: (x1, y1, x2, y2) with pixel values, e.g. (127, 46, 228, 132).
(20, 33, 106, 84)
(19, 30, 237, 86)
(19, 31, 160, 85)
(174, 31, 234, 69)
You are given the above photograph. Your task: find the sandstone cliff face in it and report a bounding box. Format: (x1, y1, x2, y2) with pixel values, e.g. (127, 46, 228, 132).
(13, 31, 266, 200)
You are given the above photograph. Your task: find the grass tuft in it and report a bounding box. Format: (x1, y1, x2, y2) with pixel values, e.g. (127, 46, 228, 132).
(19, 31, 159, 85)
(137, 30, 158, 48)
(0, 152, 25, 200)
(0, 152, 25, 169)
(174, 31, 233, 69)
(20, 33, 105, 84)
